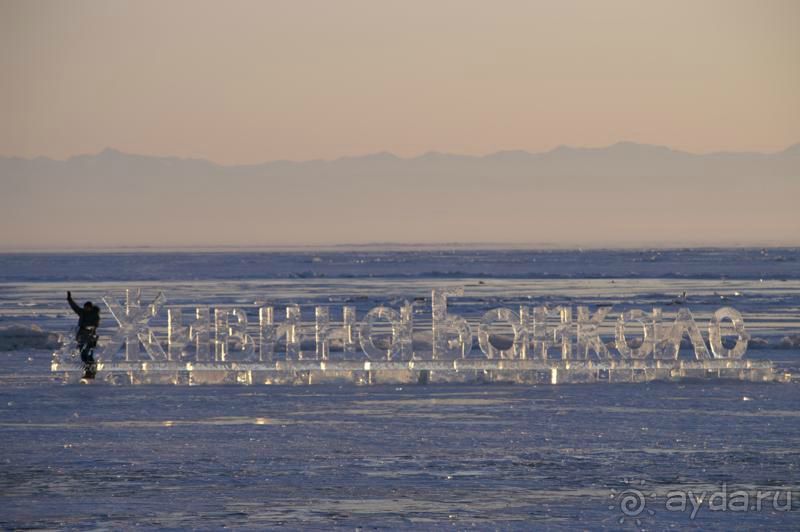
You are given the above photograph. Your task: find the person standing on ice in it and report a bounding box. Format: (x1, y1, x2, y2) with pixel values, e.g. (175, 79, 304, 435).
(66, 291, 100, 379)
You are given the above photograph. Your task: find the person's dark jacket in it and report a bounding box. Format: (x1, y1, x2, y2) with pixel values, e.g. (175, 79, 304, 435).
(67, 293, 100, 330)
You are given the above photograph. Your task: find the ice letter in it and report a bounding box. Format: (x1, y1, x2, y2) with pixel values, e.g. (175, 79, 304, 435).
(518, 306, 531, 359)
(358, 305, 413, 361)
(258, 307, 275, 362)
(531, 306, 572, 360)
(102, 289, 167, 361)
(431, 288, 472, 359)
(284, 305, 303, 360)
(478, 308, 524, 359)
(315, 306, 357, 361)
(167, 307, 212, 361)
(315, 307, 331, 361)
(615, 309, 656, 359)
(657, 308, 710, 360)
(708, 307, 749, 359)
(399, 301, 414, 360)
(343, 306, 358, 356)
(258, 305, 303, 361)
(576, 306, 612, 360)
(214, 308, 256, 361)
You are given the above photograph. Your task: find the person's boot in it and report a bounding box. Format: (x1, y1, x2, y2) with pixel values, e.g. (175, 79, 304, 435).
(82, 353, 97, 379)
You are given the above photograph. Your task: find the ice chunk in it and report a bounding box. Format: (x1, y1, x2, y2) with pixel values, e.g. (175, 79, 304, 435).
(0, 325, 60, 351)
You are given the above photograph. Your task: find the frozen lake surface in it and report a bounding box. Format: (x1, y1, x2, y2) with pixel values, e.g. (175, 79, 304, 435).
(0, 249, 798, 528)
(1, 364, 799, 529)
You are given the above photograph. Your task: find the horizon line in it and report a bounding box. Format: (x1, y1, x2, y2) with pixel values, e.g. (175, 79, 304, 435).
(3, 140, 799, 167)
(1, 241, 798, 254)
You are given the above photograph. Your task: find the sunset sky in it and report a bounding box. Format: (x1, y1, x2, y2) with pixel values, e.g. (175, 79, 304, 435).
(2, 0, 799, 164)
(1, 0, 799, 249)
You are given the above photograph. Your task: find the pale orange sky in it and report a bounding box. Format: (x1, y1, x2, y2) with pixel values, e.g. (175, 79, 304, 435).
(1, 0, 799, 164)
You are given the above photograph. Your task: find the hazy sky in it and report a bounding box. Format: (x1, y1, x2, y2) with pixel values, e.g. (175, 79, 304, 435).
(2, 0, 799, 164)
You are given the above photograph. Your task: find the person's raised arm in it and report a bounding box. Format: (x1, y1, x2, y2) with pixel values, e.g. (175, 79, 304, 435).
(66, 291, 82, 314)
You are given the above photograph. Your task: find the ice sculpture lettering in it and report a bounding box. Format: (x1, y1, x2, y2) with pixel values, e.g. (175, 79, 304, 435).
(60, 287, 751, 362)
(51, 287, 771, 385)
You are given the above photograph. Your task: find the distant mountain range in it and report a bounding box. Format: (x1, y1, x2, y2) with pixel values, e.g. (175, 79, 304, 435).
(2, 142, 799, 249)
(3, 141, 800, 179)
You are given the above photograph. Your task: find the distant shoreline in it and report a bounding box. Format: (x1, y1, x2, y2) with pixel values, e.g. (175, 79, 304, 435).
(0, 243, 798, 254)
